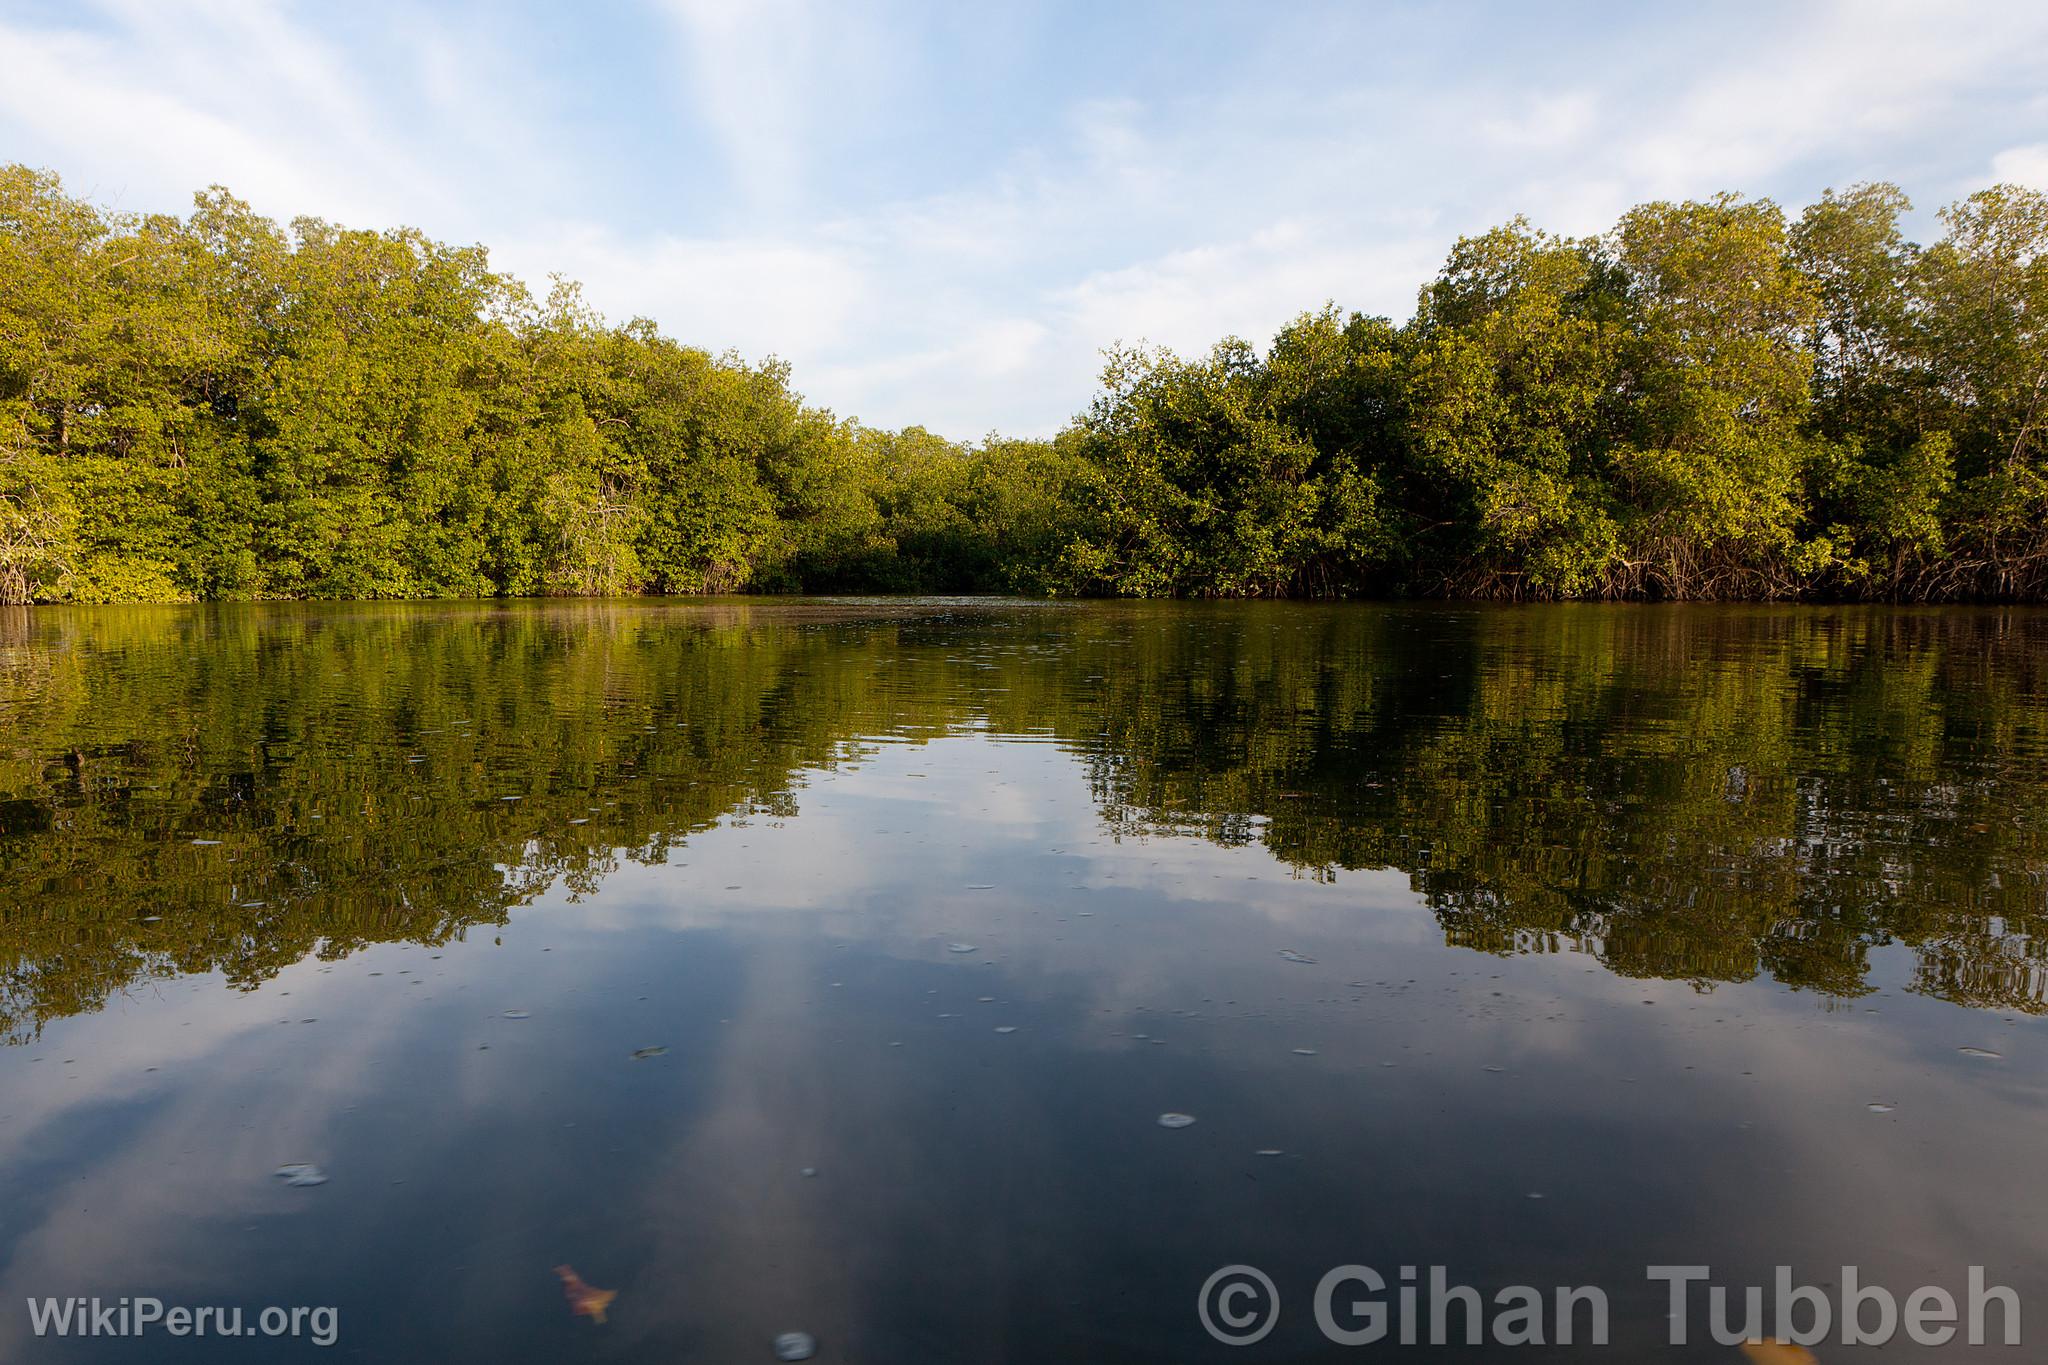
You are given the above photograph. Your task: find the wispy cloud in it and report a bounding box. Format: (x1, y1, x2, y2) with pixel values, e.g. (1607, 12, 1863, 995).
(2, 0, 2042, 436)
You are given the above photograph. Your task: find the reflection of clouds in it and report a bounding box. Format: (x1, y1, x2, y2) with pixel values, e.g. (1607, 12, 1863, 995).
(0, 956, 429, 1355)
(3, 725, 2046, 1356)
(625, 941, 868, 1357)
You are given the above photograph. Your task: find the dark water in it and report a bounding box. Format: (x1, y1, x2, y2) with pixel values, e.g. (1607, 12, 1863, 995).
(2, 600, 2045, 1362)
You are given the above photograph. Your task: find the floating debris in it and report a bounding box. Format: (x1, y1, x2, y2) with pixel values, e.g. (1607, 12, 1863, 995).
(1157, 1112, 1197, 1129)
(946, 943, 978, 954)
(1292, 1048, 1319, 1056)
(994, 1025, 1018, 1034)
(1277, 949, 1317, 965)
(800, 1167, 818, 1178)
(1958, 1047, 2004, 1059)
(630, 1046, 668, 1061)
(502, 1010, 531, 1020)
(554, 1265, 616, 1324)
(1255, 1148, 1283, 1157)
(273, 1163, 328, 1187)
(1866, 1102, 1896, 1113)
(1483, 1065, 1505, 1073)
(967, 884, 996, 890)
(773, 1331, 818, 1361)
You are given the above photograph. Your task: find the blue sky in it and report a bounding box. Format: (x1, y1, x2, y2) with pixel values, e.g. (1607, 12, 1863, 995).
(3, 0, 2046, 437)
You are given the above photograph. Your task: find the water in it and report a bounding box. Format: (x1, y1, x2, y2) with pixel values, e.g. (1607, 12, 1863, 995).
(1, 599, 2045, 1361)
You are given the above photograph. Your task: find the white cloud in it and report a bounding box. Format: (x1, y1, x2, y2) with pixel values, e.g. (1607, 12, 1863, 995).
(492, 223, 877, 364)
(2, 0, 2044, 437)
(1991, 144, 2048, 191)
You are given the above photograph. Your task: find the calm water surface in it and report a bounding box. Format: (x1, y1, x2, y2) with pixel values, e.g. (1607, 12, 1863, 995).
(1, 600, 2045, 1361)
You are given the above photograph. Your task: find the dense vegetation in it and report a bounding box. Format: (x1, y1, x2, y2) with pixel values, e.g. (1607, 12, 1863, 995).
(3, 165, 2045, 602)
(4, 601, 2045, 1041)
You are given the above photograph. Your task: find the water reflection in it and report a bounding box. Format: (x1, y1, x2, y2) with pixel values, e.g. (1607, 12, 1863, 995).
(0, 601, 2044, 1360)
(3, 601, 2045, 1041)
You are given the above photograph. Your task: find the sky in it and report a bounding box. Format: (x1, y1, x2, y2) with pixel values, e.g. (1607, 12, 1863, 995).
(3, 0, 2046, 438)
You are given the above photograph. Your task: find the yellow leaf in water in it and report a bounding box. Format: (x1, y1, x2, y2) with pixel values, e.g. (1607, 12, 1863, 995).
(1740, 1342, 1818, 1365)
(553, 1265, 617, 1324)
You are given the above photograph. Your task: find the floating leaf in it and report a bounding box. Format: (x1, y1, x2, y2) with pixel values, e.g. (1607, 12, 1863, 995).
(1740, 1342, 1818, 1365)
(554, 1265, 617, 1324)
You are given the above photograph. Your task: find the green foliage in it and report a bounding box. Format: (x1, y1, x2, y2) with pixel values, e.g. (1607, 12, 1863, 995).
(5, 163, 2048, 602)
(5, 602, 2045, 1038)
(1057, 314, 1393, 597)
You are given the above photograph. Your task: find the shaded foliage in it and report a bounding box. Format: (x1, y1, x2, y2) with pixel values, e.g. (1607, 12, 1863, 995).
(3, 601, 2046, 1040)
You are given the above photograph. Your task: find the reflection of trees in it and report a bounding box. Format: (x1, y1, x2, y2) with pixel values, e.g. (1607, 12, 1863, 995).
(1062, 606, 2048, 1011)
(2, 602, 2045, 1040)
(0, 601, 956, 1042)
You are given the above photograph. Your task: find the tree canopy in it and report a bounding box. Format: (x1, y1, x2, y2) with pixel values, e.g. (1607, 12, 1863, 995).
(4, 164, 2046, 602)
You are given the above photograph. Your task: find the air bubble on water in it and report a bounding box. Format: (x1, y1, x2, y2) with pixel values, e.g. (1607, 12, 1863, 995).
(1483, 1065, 1505, 1073)
(1156, 1112, 1197, 1129)
(773, 1332, 817, 1361)
(1256, 1149, 1283, 1157)
(502, 1010, 530, 1020)
(946, 943, 978, 954)
(994, 1025, 1017, 1034)
(1292, 1048, 1318, 1056)
(1867, 1102, 1896, 1112)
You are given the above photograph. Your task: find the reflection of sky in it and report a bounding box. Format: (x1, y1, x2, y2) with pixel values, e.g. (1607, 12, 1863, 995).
(3, 731, 2045, 1361)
